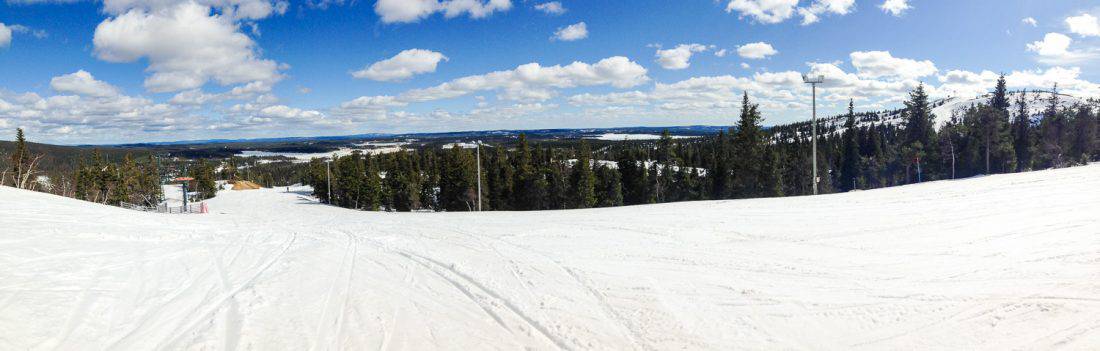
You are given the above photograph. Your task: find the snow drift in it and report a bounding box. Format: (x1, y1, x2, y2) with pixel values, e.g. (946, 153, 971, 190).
(2, 165, 1099, 350)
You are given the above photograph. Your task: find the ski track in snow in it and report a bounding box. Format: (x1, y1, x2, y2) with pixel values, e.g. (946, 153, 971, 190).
(2, 164, 1100, 350)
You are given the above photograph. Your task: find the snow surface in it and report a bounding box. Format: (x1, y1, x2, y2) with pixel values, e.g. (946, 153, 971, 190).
(2, 165, 1100, 349)
(236, 144, 405, 162)
(587, 133, 700, 141)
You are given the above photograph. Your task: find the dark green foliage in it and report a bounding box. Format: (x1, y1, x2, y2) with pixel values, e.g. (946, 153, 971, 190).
(569, 141, 597, 209)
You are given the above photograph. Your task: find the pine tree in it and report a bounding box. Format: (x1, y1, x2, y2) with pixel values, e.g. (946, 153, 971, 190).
(439, 146, 477, 211)
(10, 128, 29, 188)
(569, 141, 596, 208)
(1070, 105, 1096, 164)
(1013, 90, 1033, 171)
(840, 99, 861, 191)
(902, 84, 935, 182)
(731, 92, 779, 197)
(594, 164, 623, 207)
(1038, 86, 1066, 168)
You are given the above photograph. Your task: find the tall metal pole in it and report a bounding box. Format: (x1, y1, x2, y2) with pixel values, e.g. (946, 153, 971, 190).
(803, 74, 824, 196)
(325, 160, 332, 204)
(476, 141, 482, 212)
(812, 82, 818, 195)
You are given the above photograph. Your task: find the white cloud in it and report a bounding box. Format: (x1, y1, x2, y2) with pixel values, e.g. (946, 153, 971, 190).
(741, 62, 751, 69)
(880, 0, 910, 17)
(7, 24, 49, 39)
(798, 0, 855, 25)
(725, 0, 798, 24)
(257, 105, 324, 121)
(1066, 14, 1100, 37)
(102, 0, 288, 20)
(1028, 32, 1072, 56)
(93, 2, 282, 93)
(0, 23, 10, 48)
(552, 22, 588, 41)
(655, 43, 709, 70)
(534, 1, 565, 15)
(0, 89, 195, 143)
(939, 67, 1100, 98)
(374, 0, 513, 24)
(849, 51, 937, 79)
(337, 56, 649, 117)
(1022, 17, 1038, 27)
(725, 0, 852, 25)
(714, 49, 729, 57)
(352, 49, 448, 81)
(1027, 32, 1098, 64)
(568, 91, 650, 106)
(49, 70, 122, 98)
(737, 41, 778, 59)
(400, 56, 648, 102)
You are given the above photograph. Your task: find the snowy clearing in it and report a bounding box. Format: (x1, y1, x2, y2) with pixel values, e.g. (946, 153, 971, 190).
(2, 165, 1099, 349)
(587, 133, 700, 141)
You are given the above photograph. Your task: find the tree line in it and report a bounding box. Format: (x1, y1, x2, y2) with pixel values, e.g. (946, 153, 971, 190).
(307, 76, 1098, 212)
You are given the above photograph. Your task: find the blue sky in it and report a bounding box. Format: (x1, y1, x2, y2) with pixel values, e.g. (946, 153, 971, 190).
(1, 0, 1099, 144)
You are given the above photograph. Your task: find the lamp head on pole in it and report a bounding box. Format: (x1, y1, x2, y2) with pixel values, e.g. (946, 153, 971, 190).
(802, 74, 825, 84)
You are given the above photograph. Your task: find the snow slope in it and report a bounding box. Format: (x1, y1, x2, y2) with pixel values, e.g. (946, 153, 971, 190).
(2, 165, 1100, 350)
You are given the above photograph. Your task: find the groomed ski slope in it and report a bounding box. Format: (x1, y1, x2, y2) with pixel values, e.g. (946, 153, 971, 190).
(2, 165, 1099, 350)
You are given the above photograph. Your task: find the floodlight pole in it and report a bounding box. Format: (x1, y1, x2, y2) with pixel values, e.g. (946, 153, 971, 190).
(476, 141, 482, 212)
(802, 74, 824, 195)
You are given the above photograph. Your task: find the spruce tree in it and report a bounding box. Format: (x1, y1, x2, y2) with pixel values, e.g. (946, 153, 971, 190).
(594, 164, 623, 207)
(731, 92, 779, 197)
(902, 84, 935, 182)
(840, 100, 860, 191)
(569, 141, 596, 208)
(1038, 86, 1066, 168)
(1070, 106, 1096, 164)
(1013, 90, 1033, 171)
(10, 128, 28, 188)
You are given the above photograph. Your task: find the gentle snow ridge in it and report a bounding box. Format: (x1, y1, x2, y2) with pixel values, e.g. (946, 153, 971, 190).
(2, 165, 1099, 349)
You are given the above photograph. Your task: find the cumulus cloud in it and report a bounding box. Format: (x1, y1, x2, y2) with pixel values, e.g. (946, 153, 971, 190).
(374, 0, 512, 24)
(725, 0, 853, 25)
(1022, 17, 1038, 27)
(101, 0, 288, 20)
(0, 89, 195, 143)
(725, 0, 798, 24)
(798, 0, 855, 25)
(737, 42, 778, 59)
(0, 23, 10, 48)
(352, 49, 448, 81)
(655, 44, 709, 70)
(401, 56, 648, 102)
(849, 51, 937, 80)
(534, 1, 565, 15)
(337, 56, 648, 119)
(93, 1, 283, 93)
(552, 22, 588, 41)
(1066, 14, 1099, 37)
(1027, 32, 1098, 64)
(880, 0, 909, 17)
(50, 70, 122, 98)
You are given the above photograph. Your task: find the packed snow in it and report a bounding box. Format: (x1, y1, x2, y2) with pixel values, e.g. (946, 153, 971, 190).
(236, 143, 408, 162)
(587, 133, 700, 141)
(2, 165, 1099, 349)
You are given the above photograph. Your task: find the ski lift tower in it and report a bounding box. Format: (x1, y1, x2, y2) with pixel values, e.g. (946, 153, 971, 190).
(174, 176, 194, 210)
(802, 73, 825, 195)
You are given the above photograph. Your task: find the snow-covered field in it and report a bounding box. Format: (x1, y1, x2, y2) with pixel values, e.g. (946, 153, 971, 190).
(587, 133, 700, 141)
(2, 165, 1100, 350)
